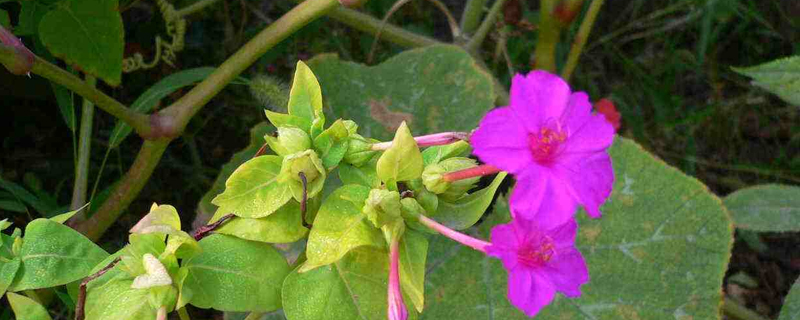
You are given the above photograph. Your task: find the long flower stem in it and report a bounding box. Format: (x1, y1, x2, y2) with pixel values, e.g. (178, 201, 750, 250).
(533, 0, 561, 72)
(561, 0, 604, 81)
(71, 76, 96, 213)
(441, 164, 502, 182)
(387, 237, 408, 320)
(465, 0, 508, 53)
(371, 132, 470, 151)
(460, 0, 489, 36)
(418, 215, 491, 252)
(71, 0, 341, 241)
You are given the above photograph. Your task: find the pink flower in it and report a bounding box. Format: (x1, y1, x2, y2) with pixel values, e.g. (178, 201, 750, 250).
(470, 71, 614, 225)
(387, 238, 408, 320)
(487, 217, 588, 317)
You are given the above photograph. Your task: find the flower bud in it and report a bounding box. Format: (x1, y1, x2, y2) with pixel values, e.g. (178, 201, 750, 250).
(362, 189, 401, 228)
(279, 150, 326, 201)
(554, 0, 585, 26)
(344, 134, 378, 167)
(422, 157, 479, 201)
(0, 26, 34, 76)
(265, 127, 311, 157)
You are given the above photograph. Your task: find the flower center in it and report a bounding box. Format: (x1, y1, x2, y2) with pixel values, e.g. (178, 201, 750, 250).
(517, 236, 556, 268)
(528, 120, 567, 163)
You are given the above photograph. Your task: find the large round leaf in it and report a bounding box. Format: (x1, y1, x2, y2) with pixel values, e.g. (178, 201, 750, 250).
(421, 137, 733, 319)
(306, 45, 495, 141)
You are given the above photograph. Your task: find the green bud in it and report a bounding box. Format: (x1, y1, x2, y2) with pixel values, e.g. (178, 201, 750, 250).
(265, 127, 311, 157)
(344, 134, 378, 167)
(399, 197, 433, 234)
(363, 189, 402, 228)
(422, 157, 480, 201)
(342, 120, 358, 135)
(279, 150, 327, 202)
(249, 75, 289, 110)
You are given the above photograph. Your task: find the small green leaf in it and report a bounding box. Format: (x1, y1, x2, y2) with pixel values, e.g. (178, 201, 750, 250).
(0, 259, 20, 296)
(733, 56, 800, 105)
(39, 0, 124, 85)
(339, 161, 381, 189)
(0, 177, 58, 216)
(210, 201, 308, 243)
(266, 127, 311, 157)
(264, 110, 312, 133)
(7, 292, 52, 320)
(288, 61, 323, 122)
(130, 203, 182, 232)
(84, 275, 158, 320)
(399, 229, 427, 313)
(421, 141, 471, 165)
(9, 219, 109, 291)
(184, 234, 290, 312)
(301, 185, 384, 272)
(119, 233, 166, 277)
(279, 150, 327, 202)
(0, 219, 11, 231)
(52, 82, 76, 132)
(377, 122, 423, 188)
(283, 246, 419, 320)
(429, 172, 506, 230)
(110, 67, 217, 148)
(0, 200, 26, 213)
(49, 203, 89, 224)
(724, 184, 800, 232)
(212, 155, 293, 218)
(313, 119, 351, 169)
(780, 278, 800, 320)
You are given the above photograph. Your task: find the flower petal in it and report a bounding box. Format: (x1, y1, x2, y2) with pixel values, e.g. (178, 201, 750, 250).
(561, 153, 614, 218)
(560, 112, 615, 158)
(511, 170, 578, 229)
(471, 106, 534, 174)
(507, 269, 556, 317)
(510, 71, 572, 132)
(543, 247, 589, 298)
(487, 223, 520, 271)
(560, 92, 592, 134)
(547, 218, 578, 249)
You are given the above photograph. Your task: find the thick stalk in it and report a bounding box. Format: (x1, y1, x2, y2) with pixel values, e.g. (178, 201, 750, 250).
(460, 0, 489, 35)
(561, 0, 604, 81)
(465, 0, 508, 53)
(533, 0, 561, 72)
(70, 76, 97, 213)
(323, 4, 439, 48)
(0, 50, 152, 137)
(71, 0, 341, 241)
(164, 0, 340, 133)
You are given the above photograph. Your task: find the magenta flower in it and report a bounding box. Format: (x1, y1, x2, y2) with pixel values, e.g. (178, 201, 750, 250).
(470, 71, 614, 225)
(487, 217, 588, 317)
(387, 238, 408, 320)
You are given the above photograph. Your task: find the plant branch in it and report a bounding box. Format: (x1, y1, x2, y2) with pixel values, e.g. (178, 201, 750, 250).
(460, 0, 489, 36)
(0, 49, 153, 137)
(75, 257, 121, 320)
(164, 0, 341, 133)
(561, 0, 604, 81)
(321, 3, 439, 48)
(465, 0, 507, 53)
(192, 213, 235, 241)
(533, 0, 561, 72)
(70, 76, 97, 214)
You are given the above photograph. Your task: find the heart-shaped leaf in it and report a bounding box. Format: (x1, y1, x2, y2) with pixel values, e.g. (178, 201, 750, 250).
(212, 155, 293, 218)
(723, 184, 800, 232)
(421, 137, 733, 319)
(307, 45, 495, 141)
(377, 122, 423, 188)
(39, 0, 124, 85)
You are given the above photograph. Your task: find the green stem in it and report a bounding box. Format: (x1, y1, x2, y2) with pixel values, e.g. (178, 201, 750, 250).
(533, 0, 561, 72)
(560, 0, 603, 81)
(243, 312, 265, 320)
(176, 0, 223, 17)
(70, 76, 96, 213)
(722, 297, 769, 320)
(164, 0, 341, 134)
(69, 140, 169, 241)
(324, 4, 438, 48)
(465, 0, 507, 53)
(177, 307, 191, 320)
(460, 0, 489, 36)
(0, 51, 152, 137)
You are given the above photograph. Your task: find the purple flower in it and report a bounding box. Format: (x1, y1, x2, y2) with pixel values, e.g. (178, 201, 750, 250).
(470, 71, 614, 225)
(487, 217, 588, 317)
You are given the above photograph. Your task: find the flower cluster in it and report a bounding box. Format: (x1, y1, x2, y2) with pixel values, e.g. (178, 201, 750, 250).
(422, 71, 615, 317)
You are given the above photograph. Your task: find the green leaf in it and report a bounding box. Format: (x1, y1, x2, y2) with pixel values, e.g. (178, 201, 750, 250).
(0, 259, 20, 296)
(0, 9, 10, 29)
(283, 246, 418, 320)
(130, 203, 182, 232)
(288, 61, 323, 122)
(307, 45, 495, 141)
(7, 292, 52, 320)
(39, 0, 124, 85)
(15, 1, 49, 36)
(780, 278, 800, 320)
(84, 275, 158, 320)
(184, 234, 290, 312)
(198, 122, 272, 216)
(212, 155, 293, 218)
(421, 137, 733, 319)
(49, 203, 89, 224)
(313, 119, 351, 169)
(52, 82, 76, 132)
(9, 219, 109, 291)
(264, 110, 312, 133)
(733, 56, 800, 105)
(0, 200, 26, 213)
(377, 122, 423, 188)
(109, 67, 217, 148)
(429, 172, 506, 230)
(210, 201, 308, 243)
(0, 219, 11, 231)
(723, 184, 800, 232)
(399, 229, 427, 313)
(421, 141, 471, 165)
(300, 185, 384, 272)
(0, 178, 58, 216)
(338, 161, 381, 189)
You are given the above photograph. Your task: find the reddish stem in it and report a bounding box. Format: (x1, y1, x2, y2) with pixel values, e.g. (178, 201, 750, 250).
(75, 257, 122, 320)
(418, 215, 491, 253)
(441, 164, 502, 182)
(193, 213, 235, 241)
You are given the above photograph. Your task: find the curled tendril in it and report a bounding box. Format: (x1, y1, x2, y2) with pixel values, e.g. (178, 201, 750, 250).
(123, 0, 187, 72)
